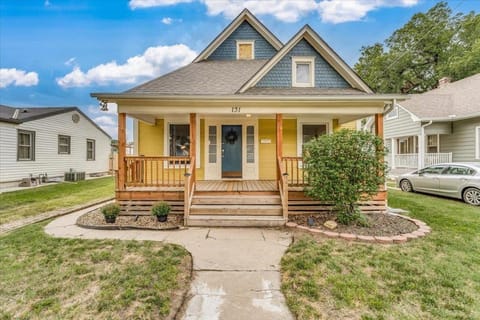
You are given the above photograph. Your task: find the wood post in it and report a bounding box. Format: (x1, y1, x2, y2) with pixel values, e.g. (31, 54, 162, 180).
(276, 114, 283, 181)
(375, 113, 384, 138)
(118, 112, 126, 191)
(189, 113, 196, 182)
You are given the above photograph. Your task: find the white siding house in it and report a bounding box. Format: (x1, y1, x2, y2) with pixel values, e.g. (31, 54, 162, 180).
(384, 74, 480, 170)
(0, 106, 111, 185)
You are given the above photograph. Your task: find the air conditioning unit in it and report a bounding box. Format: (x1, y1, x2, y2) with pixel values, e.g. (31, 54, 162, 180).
(64, 171, 86, 182)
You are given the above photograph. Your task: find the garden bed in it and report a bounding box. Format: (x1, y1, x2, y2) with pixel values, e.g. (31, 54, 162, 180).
(77, 209, 184, 230)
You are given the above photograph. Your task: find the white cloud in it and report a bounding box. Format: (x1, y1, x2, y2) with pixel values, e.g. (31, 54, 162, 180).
(94, 115, 116, 126)
(64, 57, 76, 66)
(44, 0, 51, 7)
(162, 17, 173, 24)
(0, 68, 39, 88)
(57, 44, 197, 88)
(129, 0, 192, 9)
(203, 0, 319, 23)
(318, 0, 419, 24)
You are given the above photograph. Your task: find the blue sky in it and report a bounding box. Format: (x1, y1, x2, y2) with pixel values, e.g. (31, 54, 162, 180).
(1, 0, 478, 140)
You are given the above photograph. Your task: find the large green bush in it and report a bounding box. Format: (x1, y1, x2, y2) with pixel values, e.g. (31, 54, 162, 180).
(303, 129, 387, 225)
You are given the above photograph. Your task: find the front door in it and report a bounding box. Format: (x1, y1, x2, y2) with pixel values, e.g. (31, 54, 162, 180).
(222, 125, 242, 178)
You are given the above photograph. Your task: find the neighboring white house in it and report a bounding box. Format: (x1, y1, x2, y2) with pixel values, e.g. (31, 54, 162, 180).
(0, 105, 111, 186)
(384, 74, 480, 170)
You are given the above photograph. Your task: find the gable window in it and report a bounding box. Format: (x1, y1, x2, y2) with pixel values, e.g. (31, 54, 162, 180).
(292, 57, 315, 87)
(386, 105, 399, 120)
(236, 40, 254, 60)
(169, 124, 190, 157)
(86, 139, 95, 160)
(17, 129, 35, 161)
(58, 135, 71, 154)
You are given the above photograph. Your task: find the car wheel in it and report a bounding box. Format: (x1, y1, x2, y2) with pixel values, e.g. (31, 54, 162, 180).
(463, 187, 480, 206)
(400, 179, 413, 192)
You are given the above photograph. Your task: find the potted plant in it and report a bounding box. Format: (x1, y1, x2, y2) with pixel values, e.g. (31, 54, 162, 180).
(151, 201, 171, 222)
(101, 203, 120, 223)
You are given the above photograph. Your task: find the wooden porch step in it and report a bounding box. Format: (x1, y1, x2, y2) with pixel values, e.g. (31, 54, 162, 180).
(190, 204, 282, 216)
(118, 200, 184, 216)
(186, 215, 286, 227)
(192, 195, 281, 205)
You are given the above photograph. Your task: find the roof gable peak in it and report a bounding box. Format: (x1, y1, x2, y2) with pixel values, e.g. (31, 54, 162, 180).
(193, 8, 282, 63)
(239, 25, 373, 93)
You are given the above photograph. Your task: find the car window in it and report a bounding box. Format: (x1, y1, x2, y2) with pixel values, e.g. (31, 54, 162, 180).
(444, 166, 475, 176)
(419, 166, 446, 174)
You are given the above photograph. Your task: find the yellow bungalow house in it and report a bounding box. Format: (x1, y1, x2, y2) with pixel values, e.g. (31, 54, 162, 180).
(92, 9, 404, 227)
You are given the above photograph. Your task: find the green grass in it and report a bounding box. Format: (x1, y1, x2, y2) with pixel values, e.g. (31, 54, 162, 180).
(0, 222, 191, 319)
(281, 190, 480, 320)
(0, 177, 114, 224)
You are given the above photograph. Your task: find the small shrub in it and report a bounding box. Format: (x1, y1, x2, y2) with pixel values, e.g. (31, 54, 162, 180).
(303, 129, 387, 225)
(101, 203, 120, 218)
(151, 201, 171, 217)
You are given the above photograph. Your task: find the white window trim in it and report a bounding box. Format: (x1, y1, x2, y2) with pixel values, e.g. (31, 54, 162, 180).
(476, 126, 480, 160)
(296, 118, 331, 157)
(163, 116, 201, 168)
(236, 40, 255, 60)
(386, 105, 399, 120)
(292, 56, 315, 88)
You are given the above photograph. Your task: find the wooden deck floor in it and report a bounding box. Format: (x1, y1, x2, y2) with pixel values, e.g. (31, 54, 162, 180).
(196, 180, 277, 192)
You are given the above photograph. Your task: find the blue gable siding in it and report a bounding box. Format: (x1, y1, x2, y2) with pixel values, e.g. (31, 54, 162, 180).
(208, 21, 277, 60)
(256, 39, 350, 88)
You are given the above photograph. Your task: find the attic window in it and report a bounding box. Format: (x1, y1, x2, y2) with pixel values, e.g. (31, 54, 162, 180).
(292, 57, 315, 87)
(237, 40, 254, 60)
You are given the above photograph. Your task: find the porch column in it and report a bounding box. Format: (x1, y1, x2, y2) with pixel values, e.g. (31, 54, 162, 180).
(390, 138, 396, 169)
(118, 112, 126, 191)
(418, 134, 424, 169)
(189, 113, 196, 181)
(375, 113, 384, 138)
(276, 113, 283, 181)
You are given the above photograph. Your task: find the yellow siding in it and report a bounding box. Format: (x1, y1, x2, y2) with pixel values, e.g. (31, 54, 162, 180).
(339, 120, 357, 130)
(258, 118, 297, 180)
(138, 119, 164, 155)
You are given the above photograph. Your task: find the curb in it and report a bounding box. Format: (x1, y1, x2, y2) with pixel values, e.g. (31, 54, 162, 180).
(0, 197, 114, 235)
(76, 222, 181, 231)
(285, 212, 430, 244)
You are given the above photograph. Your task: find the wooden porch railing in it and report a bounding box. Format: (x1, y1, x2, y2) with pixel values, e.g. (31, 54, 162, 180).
(277, 157, 289, 219)
(124, 156, 190, 187)
(282, 156, 308, 187)
(184, 157, 196, 222)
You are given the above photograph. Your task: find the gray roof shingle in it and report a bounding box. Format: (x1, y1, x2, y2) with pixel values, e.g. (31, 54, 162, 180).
(400, 73, 480, 120)
(124, 60, 268, 96)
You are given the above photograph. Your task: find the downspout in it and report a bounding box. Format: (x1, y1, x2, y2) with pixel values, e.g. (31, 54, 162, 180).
(383, 99, 396, 168)
(419, 120, 433, 169)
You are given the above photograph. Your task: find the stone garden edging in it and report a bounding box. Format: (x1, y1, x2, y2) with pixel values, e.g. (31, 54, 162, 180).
(285, 212, 431, 244)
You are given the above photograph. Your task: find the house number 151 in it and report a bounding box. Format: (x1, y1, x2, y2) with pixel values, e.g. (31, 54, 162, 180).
(231, 106, 241, 113)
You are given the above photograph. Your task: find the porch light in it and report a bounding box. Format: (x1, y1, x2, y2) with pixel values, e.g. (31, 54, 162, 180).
(246, 113, 252, 118)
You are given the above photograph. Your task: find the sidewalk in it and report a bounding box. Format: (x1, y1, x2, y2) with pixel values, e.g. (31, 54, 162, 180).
(44, 209, 294, 320)
(0, 197, 113, 235)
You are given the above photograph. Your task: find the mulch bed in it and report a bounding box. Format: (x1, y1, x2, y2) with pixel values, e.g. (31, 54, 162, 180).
(77, 209, 184, 230)
(289, 212, 418, 236)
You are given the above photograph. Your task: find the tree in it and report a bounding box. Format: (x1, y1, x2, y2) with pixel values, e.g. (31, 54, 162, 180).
(354, 2, 480, 93)
(303, 130, 387, 225)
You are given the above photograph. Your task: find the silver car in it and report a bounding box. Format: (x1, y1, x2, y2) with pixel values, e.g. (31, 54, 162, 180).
(397, 163, 480, 206)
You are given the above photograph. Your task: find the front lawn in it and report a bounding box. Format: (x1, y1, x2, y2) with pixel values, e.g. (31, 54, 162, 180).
(0, 222, 191, 319)
(0, 177, 114, 224)
(281, 190, 480, 320)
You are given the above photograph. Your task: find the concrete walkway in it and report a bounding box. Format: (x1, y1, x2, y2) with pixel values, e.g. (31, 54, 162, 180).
(44, 206, 294, 320)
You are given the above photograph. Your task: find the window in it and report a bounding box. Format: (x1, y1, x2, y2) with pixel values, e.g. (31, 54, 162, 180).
(169, 124, 190, 157)
(17, 130, 35, 161)
(386, 105, 399, 120)
(444, 166, 475, 176)
(418, 165, 446, 175)
(397, 136, 418, 154)
(246, 125, 255, 163)
(292, 57, 315, 87)
(427, 134, 439, 153)
(58, 135, 71, 154)
(86, 139, 95, 160)
(236, 41, 254, 60)
(208, 126, 217, 163)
